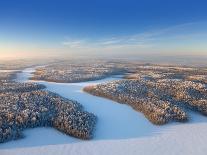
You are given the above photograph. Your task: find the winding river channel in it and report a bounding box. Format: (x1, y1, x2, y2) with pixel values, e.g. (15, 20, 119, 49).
(1, 67, 206, 149)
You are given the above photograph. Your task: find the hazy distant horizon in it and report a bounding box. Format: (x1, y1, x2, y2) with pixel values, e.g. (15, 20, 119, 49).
(1, 54, 207, 67)
(0, 0, 207, 62)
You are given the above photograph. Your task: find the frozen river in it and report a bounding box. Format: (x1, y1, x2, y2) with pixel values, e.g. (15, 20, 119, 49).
(0, 68, 206, 149)
(0, 67, 165, 149)
(1, 67, 207, 155)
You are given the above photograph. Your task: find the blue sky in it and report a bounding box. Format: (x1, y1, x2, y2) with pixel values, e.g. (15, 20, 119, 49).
(0, 0, 207, 59)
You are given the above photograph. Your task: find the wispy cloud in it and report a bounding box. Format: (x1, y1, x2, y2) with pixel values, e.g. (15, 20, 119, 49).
(100, 38, 123, 45)
(62, 40, 86, 48)
(61, 21, 207, 53)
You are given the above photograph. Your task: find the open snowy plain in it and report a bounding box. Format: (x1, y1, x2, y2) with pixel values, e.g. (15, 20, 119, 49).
(0, 67, 207, 155)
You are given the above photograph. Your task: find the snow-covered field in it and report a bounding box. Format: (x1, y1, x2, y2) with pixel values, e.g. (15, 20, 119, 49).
(0, 67, 207, 155)
(1, 121, 207, 155)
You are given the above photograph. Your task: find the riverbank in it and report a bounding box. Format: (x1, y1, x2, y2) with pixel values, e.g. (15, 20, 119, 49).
(1, 119, 207, 155)
(0, 68, 165, 148)
(0, 68, 97, 144)
(1, 67, 207, 155)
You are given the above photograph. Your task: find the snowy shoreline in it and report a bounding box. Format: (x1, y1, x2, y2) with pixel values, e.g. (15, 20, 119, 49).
(1, 120, 207, 155)
(1, 67, 207, 155)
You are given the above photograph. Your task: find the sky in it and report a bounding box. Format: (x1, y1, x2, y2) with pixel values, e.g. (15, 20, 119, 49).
(0, 0, 207, 59)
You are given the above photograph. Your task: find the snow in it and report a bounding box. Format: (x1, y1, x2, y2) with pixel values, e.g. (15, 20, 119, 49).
(1, 121, 207, 155)
(1, 67, 207, 154)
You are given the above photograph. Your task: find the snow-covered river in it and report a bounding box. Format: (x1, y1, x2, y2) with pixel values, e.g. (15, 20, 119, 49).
(0, 67, 165, 148)
(1, 67, 207, 151)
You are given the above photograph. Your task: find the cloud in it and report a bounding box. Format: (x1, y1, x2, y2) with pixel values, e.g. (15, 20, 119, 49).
(100, 38, 123, 45)
(61, 21, 207, 54)
(62, 40, 87, 48)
